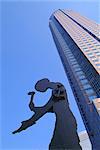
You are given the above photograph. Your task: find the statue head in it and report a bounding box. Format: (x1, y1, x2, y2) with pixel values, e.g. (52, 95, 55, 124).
(35, 78, 59, 92)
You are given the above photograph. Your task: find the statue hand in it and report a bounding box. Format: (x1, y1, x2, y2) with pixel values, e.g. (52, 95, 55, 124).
(28, 91, 35, 95)
(12, 120, 36, 134)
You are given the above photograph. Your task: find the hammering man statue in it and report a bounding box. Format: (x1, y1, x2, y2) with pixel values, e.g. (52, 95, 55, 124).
(13, 78, 82, 150)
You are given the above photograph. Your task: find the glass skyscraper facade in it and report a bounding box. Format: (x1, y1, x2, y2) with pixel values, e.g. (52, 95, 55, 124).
(49, 9, 100, 149)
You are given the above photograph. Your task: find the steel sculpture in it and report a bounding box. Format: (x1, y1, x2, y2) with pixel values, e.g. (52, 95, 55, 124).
(13, 78, 81, 149)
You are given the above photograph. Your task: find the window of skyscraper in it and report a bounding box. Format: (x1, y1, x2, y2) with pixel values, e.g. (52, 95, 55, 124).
(89, 95, 97, 101)
(95, 64, 100, 66)
(74, 68, 81, 71)
(72, 64, 79, 67)
(96, 54, 100, 57)
(87, 53, 93, 56)
(80, 79, 88, 84)
(83, 84, 92, 90)
(83, 47, 88, 50)
(76, 71, 84, 76)
(85, 88, 95, 95)
(92, 59, 99, 62)
(89, 46, 94, 48)
(89, 56, 95, 58)
(92, 48, 97, 51)
(95, 51, 100, 54)
(84, 50, 89, 52)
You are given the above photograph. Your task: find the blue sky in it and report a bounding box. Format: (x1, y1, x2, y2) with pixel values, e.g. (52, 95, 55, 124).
(1, 0, 100, 149)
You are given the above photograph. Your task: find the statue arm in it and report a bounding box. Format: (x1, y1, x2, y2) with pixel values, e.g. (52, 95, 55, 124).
(28, 92, 53, 113)
(29, 96, 35, 111)
(29, 97, 45, 113)
(28, 91, 42, 112)
(12, 98, 54, 134)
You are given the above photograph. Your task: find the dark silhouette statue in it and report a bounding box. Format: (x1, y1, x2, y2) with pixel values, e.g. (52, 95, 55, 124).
(13, 78, 82, 150)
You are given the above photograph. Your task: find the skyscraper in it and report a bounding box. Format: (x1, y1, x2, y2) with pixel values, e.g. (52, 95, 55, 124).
(49, 9, 100, 149)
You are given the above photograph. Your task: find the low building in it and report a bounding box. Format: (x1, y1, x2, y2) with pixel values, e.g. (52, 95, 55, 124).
(79, 131, 92, 150)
